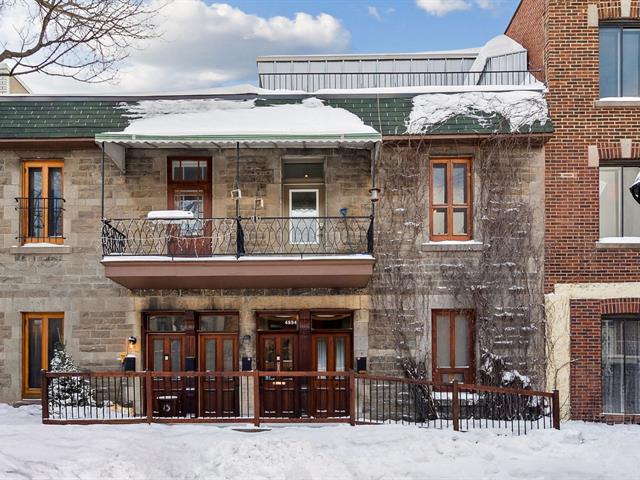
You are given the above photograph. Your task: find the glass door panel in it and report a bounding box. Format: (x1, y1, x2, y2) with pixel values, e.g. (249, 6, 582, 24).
(289, 189, 319, 244)
(48, 168, 63, 237)
(153, 339, 164, 372)
(316, 338, 328, 372)
(23, 313, 64, 397)
(27, 318, 43, 390)
(204, 340, 216, 371)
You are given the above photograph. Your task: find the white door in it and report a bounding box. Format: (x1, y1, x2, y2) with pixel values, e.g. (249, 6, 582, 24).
(289, 189, 319, 244)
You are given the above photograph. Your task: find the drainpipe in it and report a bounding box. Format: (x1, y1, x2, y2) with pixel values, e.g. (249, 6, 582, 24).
(101, 142, 105, 221)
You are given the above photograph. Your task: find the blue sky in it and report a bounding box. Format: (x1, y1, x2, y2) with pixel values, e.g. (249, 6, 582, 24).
(10, 0, 522, 93)
(229, 0, 520, 53)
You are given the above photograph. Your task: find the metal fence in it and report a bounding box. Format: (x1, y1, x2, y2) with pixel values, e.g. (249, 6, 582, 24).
(42, 370, 560, 434)
(258, 70, 542, 92)
(102, 216, 374, 258)
(15, 197, 65, 244)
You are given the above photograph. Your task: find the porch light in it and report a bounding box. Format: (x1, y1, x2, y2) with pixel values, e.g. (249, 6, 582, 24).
(369, 187, 381, 203)
(127, 336, 137, 349)
(630, 171, 640, 205)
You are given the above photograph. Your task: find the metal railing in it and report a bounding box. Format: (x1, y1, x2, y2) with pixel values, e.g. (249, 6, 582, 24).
(15, 197, 65, 244)
(258, 70, 543, 92)
(42, 370, 560, 434)
(102, 216, 374, 258)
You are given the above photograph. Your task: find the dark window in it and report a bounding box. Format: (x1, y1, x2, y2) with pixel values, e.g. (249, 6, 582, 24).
(147, 315, 186, 332)
(602, 317, 640, 414)
(198, 314, 239, 332)
(599, 166, 640, 237)
(283, 161, 324, 183)
(311, 312, 353, 330)
(600, 25, 640, 97)
(171, 159, 208, 182)
(258, 313, 299, 331)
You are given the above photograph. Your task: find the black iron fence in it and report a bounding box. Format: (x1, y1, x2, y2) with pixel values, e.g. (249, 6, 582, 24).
(42, 370, 560, 434)
(15, 197, 65, 244)
(258, 70, 543, 92)
(102, 216, 374, 257)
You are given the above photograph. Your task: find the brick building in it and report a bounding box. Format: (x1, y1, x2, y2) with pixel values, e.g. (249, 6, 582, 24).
(507, 0, 640, 420)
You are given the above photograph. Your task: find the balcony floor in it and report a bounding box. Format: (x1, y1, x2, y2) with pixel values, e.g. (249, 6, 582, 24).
(101, 254, 375, 289)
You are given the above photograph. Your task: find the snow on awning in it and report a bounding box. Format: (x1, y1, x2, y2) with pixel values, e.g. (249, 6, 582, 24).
(95, 97, 381, 165)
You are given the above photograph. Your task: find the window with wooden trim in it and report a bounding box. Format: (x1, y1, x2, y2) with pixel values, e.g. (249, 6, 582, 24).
(20, 160, 64, 244)
(430, 158, 472, 241)
(22, 313, 64, 398)
(432, 310, 474, 384)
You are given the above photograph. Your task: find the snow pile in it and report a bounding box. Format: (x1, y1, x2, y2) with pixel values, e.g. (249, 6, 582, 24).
(407, 90, 549, 134)
(467, 35, 527, 76)
(147, 210, 194, 220)
(1, 404, 640, 480)
(116, 97, 378, 137)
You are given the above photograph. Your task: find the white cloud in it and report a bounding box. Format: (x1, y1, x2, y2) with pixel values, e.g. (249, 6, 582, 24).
(415, 0, 471, 16)
(474, 0, 499, 9)
(367, 5, 382, 20)
(14, 1, 350, 94)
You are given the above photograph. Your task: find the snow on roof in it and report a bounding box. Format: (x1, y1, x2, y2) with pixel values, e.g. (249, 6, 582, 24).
(407, 90, 549, 134)
(468, 35, 527, 74)
(113, 97, 378, 137)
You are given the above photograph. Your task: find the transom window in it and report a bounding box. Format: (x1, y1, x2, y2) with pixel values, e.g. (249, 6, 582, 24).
(430, 158, 472, 241)
(20, 160, 64, 244)
(171, 159, 208, 182)
(600, 24, 640, 98)
(599, 166, 640, 238)
(602, 316, 640, 414)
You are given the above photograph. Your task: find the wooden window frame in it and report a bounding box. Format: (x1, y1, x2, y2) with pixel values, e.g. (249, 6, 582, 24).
(431, 309, 475, 384)
(429, 157, 473, 241)
(21, 160, 65, 244)
(22, 312, 64, 398)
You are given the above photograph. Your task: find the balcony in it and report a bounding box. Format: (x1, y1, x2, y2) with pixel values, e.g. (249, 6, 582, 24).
(101, 216, 375, 289)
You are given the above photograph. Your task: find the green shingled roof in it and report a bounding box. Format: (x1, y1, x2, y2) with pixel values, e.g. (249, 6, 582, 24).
(0, 95, 553, 139)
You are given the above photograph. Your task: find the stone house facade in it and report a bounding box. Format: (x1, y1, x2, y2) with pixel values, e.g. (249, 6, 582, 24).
(507, 0, 640, 420)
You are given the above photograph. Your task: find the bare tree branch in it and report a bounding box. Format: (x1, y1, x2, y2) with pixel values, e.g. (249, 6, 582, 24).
(0, 0, 163, 82)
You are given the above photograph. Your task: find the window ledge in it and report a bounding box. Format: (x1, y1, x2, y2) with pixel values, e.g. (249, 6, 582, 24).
(596, 237, 640, 249)
(10, 244, 72, 255)
(595, 98, 640, 107)
(421, 240, 484, 252)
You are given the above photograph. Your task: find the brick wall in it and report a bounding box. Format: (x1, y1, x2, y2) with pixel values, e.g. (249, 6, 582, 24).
(505, 0, 545, 75)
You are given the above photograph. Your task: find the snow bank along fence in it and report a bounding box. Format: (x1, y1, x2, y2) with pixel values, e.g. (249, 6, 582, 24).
(41, 371, 560, 434)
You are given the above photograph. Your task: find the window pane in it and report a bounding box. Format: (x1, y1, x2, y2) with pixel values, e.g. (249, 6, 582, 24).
(170, 340, 181, 372)
(453, 208, 468, 236)
(264, 338, 276, 370)
(602, 319, 624, 413)
(28, 318, 43, 389)
(600, 167, 621, 237)
(283, 162, 324, 181)
(199, 315, 239, 332)
(600, 28, 620, 98)
(205, 339, 216, 371)
(28, 168, 44, 238)
(454, 315, 470, 368)
(148, 316, 185, 332)
(153, 339, 164, 371)
(452, 164, 468, 204)
(622, 30, 640, 97)
(433, 208, 447, 235)
(223, 339, 234, 372)
(281, 338, 294, 371)
(624, 320, 640, 414)
(316, 338, 328, 372)
(432, 164, 447, 204)
(436, 314, 451, 368)
(47, 318, 63, 367)
(335, 337, 346, 372)
(623, 167, 640, 237)
(48, 168, 63, 238)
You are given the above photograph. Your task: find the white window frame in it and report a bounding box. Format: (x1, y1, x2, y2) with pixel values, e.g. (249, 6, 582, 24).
(288, 188, 320, 245)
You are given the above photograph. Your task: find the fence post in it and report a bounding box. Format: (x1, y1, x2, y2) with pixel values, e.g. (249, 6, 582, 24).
(41, 370, 49, 422)
(452, 380, 460, 432)
(145, 370, 153, 424)
(552, 389, 561, 430)
(253, 370, 260, 427)
(349, 371, 356, 426)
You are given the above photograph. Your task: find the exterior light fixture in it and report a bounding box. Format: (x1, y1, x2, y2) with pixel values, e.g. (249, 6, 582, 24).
(369, 187, 381, 203)
(630, 171, 640, 205)
(127, 336, 137, 348)
(231, 189, 242, 200)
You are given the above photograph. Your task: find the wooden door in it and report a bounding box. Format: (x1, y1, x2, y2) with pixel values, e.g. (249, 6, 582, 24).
(147, 334, 191, 417)
(167, 158, 212, 256)
(432, 310, 475, 384)
(258, 334, 298, 418)
(311, 333, 351, 418)
(199, 335, 239, 417)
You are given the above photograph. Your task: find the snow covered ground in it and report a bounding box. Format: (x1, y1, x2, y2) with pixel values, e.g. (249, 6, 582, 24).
(0, 404, 638, 480)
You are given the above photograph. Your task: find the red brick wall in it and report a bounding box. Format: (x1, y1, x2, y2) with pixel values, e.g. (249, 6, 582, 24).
(505, 0, 545, 77)
(570, 298, 640, 420)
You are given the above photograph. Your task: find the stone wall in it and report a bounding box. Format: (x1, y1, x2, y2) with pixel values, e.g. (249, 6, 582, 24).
(0, 145, 372, 402)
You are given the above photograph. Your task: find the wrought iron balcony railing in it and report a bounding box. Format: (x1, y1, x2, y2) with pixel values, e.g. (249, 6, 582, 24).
(15, 197, 65, 244)
(102, 216, 374, 258)
(258, 70, 543, 92)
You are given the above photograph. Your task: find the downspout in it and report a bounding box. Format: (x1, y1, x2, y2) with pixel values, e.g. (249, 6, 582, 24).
(101, 142, 105, 220)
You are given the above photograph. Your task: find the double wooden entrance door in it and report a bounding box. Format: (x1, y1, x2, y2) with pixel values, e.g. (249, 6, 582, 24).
(258, 332, 351, 419)
(147, 333, 238, 417)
